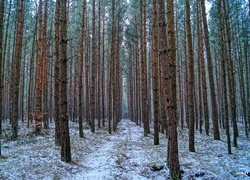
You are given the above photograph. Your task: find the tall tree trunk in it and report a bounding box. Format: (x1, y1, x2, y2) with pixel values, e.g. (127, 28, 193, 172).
(238, 30, 247, 137)
(73, 48, 77, 122)
(152, 0, 159, 145)
(157, 0, 167, 136)
(115, 12, 121, 126)
(201, 0, 220, 140)
(108, 0, 116, 134)
(197, 0, 202, 134)
(10, 0, 24, 139)
(222, 38, 231, 155)
(85, 18, 90, 126)
(143, 0, 149, 134)
(0, 0, 5, 136)
(198, 1, 209, 135)
(140, 0, 149, 136)
(222, 0, 238, 143)
(27, 14, 37, 128)
(54, 0, 61, 146)
(91, 0, 96, 133)
(6, 20, 15, 122)
(135, 37, 139, 125)
(129, 49, 134, 121)
(43, 0, 49, 129)
(166, 0, 181, 178)
(59, 0, 71, 163)
(79, 0, 86, 138)
(34, 0, 43, 132)
(19, 40, 26, 123)
(102, 0, 105, 126)
(184, 20, 189, 129)
(0, 0, 5, 156)
(97, 0, 101, 129)
(186, 0, 195, 152)
(2, 0, 12, 123)
(101, 0, 106, 127)
(219, 12, 231, 154)
(48, 20, 53, 123)
(112, 8, 119, 132)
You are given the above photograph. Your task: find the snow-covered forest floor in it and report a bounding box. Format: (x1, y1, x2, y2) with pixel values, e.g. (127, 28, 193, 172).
(0, 119, 250, 180)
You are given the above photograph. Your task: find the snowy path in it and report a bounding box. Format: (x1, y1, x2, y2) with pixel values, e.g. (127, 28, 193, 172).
(69, 119, 167, 180)
(1, 119, 250, 179)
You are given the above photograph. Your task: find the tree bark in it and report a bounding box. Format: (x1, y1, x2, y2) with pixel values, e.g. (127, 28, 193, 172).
(140, 0, 149, 136)
(97, 0, 101, 129)
(201, 0, 220, 140)
(85, 18, 90, 125)
(59, 0, 71, 162)
(0, 0, 5, 156)
(157, 0, 167, 136)
(102, 0, 105, 126)
(219, 8, 231, 154)
(34, 0, 43, 132)
(79, 0, 86, 138)
(91, 0, 96, 133)
(27, 14, 37, 128)
(186, 0, 195, 152)
(152, 0, 159, 145)
(10, 0, 24, 139)
(0, 0, 5, 136)
(54, 0, 61, 146)
(198, 1, 209, 135)
(42, 0, 49, 129)
(166, 0, 181, 178)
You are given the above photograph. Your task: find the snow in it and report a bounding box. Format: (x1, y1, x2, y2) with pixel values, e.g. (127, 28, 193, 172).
(0, 119, 250, 179)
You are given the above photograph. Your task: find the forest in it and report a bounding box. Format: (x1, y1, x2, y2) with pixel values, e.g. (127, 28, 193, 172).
(0, 0, 249, 179)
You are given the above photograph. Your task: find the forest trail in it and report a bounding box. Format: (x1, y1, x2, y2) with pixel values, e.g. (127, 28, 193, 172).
(1, 119, 250, 179)
(69, 119, 165, 180)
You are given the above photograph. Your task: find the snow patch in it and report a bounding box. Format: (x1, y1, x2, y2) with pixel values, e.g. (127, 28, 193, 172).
(1, 119, 250, 179)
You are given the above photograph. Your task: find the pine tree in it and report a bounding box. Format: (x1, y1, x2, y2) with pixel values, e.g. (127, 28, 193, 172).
(167, 0, 181, 178)
(201, 0, 220, 140)
(157, 0, 167, 136)
(59, 0, 71, 162)
(152, 0, 159, 145)
(42, 0, 49, 129)
(34, 0, 43, 132)
(91, 0, 96, 133)
(54, 0, 61, 146)
(79, 0, 86, 138)
(186, 0, 195, 152)
(0, 0, 5, 135)
(10, 0, 24, 139)
(197, 1, 209, 135)
(141, 0, 149, 136)
(0, 0, 5, 156)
